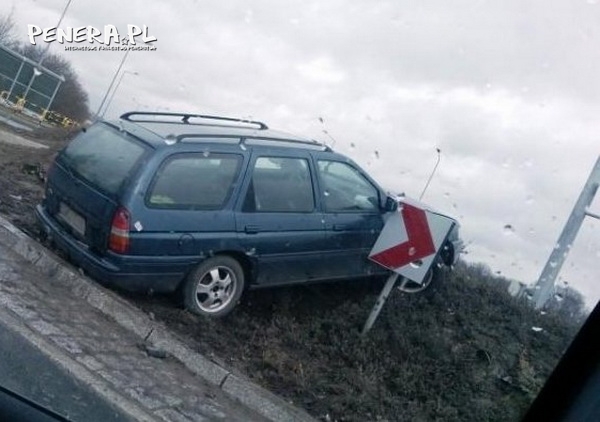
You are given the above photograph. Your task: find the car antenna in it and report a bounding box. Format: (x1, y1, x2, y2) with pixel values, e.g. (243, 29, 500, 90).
(419, 147, 441, 200)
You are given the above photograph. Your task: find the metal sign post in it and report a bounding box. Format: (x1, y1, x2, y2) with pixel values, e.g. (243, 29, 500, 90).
(362, 274, 406, 335)
(361, 198, 456, 335)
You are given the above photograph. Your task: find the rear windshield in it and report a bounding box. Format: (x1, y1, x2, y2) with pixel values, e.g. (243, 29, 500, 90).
(60, 124, 148, 195)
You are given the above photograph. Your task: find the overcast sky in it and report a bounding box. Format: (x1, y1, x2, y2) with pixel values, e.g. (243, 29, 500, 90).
(9, 0, 600, 307)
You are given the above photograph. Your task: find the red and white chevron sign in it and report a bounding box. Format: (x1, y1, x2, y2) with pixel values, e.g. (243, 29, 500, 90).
(369, 198, 455, 283)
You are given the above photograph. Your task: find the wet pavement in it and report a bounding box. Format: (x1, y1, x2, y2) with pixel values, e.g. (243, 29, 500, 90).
(0, 240, 268, 422)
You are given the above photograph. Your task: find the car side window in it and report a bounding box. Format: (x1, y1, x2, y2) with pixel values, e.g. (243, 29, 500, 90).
(243, 157, 314, 213)
(317, 160, 379, 212)
(147, 153, 241, 210)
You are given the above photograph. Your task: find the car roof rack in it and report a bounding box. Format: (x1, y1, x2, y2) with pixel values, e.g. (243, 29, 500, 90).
(174, 134, 331, 151)
(242, 136, 331, 151)
(120, 111, 269, 130)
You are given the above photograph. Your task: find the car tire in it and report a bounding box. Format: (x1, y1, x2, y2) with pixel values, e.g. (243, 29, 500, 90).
(183, 256, 245, 318)
(397, 263, 444, 294)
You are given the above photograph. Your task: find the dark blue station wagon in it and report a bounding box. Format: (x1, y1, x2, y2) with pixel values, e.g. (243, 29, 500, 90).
(36, 112, 461, 317)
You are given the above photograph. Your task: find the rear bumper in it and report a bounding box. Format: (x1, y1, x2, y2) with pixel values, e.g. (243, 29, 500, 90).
(35, 204, 191, 293)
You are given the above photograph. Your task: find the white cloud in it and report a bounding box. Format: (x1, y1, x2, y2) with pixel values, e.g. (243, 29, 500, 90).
(297, 57, 346, 84)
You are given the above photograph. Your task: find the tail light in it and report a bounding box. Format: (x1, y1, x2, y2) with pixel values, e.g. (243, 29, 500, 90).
(109, 207, 130, 254)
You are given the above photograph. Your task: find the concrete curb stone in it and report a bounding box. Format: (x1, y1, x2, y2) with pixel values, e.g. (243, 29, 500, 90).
(0, 214, 316, 422)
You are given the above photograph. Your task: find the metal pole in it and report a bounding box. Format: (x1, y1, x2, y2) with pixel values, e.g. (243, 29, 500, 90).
(362, 273, 406, 335)
(46, 79, 63, 113)
(95, 49, 130, 119)
(7, 59, 24, 103)
(101, 70, 137, 118)
(532, 156, 600, 309)
(40, 0, 74, 64)
(22, 0, 74, 102)
(21, 68, 42, 109)
(419, 148, 441, 200)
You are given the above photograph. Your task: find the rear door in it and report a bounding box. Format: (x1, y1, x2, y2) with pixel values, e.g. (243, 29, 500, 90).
(235, 152, 327, 286)
(45, 123, 150, 252)
(127, 150, 245, 257)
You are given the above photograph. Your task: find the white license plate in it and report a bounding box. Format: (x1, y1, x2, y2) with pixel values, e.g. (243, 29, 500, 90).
(58, 202, 86, 237)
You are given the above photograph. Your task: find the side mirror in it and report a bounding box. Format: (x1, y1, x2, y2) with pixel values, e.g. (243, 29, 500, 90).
(383, 195, 398, 212)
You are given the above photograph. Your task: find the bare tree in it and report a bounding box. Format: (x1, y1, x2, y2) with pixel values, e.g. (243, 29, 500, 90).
(0, 11, 17, 48)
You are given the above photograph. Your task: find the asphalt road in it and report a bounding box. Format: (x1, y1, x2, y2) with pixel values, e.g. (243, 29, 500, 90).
(0, 321, 133, 422)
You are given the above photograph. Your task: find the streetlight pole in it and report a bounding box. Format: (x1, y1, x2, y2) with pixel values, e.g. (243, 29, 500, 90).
(101, 70, 138, 118)
(94, 49, 130, 120)
(22, 0, 74, 103)
(532, 156, 600, 309)
(419, 148, 442, 200)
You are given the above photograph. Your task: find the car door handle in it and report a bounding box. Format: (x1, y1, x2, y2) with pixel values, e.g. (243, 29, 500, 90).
(333, 224, 349, 231)
(245, 225, 260, 234)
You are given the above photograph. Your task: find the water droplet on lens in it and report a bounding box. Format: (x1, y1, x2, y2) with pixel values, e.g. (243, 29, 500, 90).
(203, 150, 210, 157)
(350, 142, 356, 150)
(503, 224, 514, 235)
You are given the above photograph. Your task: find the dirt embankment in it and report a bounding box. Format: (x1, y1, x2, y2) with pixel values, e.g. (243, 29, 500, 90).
(0, 122, 581, 422)
(0, 125, 73, 236)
